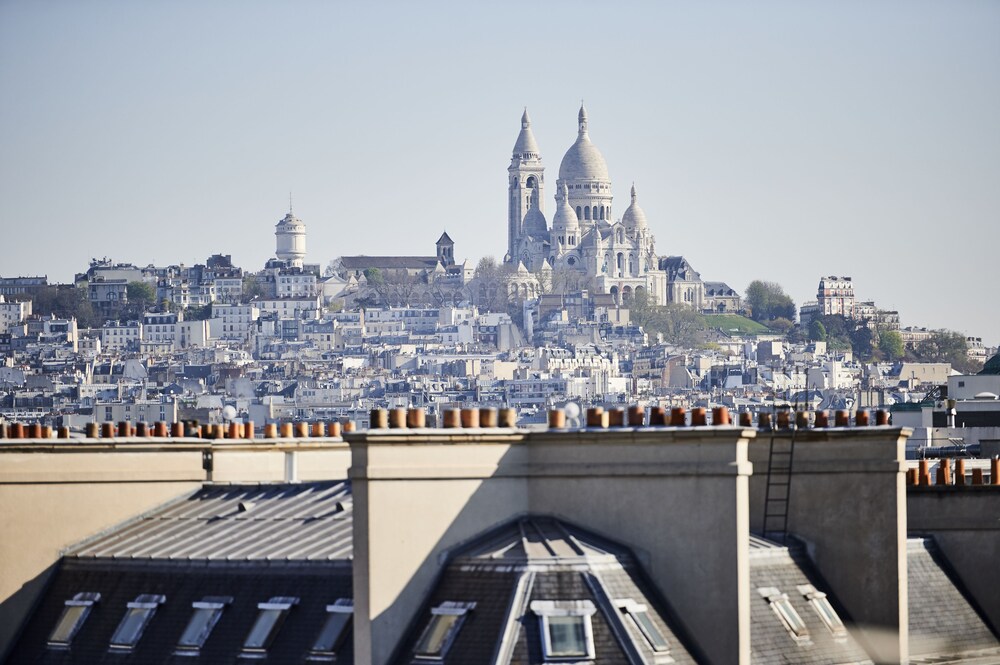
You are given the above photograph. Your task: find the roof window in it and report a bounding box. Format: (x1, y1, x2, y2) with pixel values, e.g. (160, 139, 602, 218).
(174, 595, 233, 656)
(616, 599, 670, 653)
(797, 584, 847, 637)
(531, 599, 597, 661)
(758, 587, 809, 641)
(47, 592, 100, 649)
(307, 598, 353, 661)
(413, 600, 476, 660)
(109, 594, 166, 652)
(240, 596, 299, 658)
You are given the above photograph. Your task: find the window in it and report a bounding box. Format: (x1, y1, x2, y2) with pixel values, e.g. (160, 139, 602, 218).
(109, 594, 165, 651)
(616, 600, 669, 652)
(307, 598, 353, 660)
(797, 585, 846, 637)
(758, 588, 809, 640)
(413, 601, 475, 659)
(48, 592, 100, 649)
(174, 596, 232, 655)
(531, 600, 596, 660)
(241, 597, 299, 657)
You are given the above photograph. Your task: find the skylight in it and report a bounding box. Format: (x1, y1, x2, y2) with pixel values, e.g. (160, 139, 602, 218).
(47, 592, 100, 649)
(616, 599, 670, 653)
(530, 599, 597, 660)
(109, 594, 166, 652)
(241, 596, 299, 658)
(414, 600, 476, 660)
(307, 598, 353, 661)
(797, 584, 847, 637)
(758, 587, 809, 640)
(174, 596, 233, 656)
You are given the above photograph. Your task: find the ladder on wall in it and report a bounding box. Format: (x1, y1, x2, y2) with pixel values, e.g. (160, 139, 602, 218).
(762, 431, 796, 545)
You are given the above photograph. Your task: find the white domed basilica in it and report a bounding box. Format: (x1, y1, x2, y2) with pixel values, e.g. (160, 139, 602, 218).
(506, 105, 737, 311)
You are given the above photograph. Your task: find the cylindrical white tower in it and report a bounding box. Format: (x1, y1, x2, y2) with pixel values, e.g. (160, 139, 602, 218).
(275, 211, 306, 268)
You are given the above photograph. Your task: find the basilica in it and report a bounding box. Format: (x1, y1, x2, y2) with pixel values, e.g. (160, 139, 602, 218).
(505, 105, 740, 313)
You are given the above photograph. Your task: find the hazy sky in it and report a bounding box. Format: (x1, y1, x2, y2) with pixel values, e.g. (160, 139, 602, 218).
(1, 1, 998, 344)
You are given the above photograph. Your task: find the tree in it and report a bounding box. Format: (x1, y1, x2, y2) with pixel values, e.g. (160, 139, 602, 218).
(29, 285, 97, 328)
(124, 281, 156, 318)
(915, 330, 981, 373)
(877, 330, 905, 360)
(745, 280, 796, 322)
(474, 256, 513, 312)
(241, 274, 265, 302)
(627, 290, 705, 349)
(808, 319, 827, 342)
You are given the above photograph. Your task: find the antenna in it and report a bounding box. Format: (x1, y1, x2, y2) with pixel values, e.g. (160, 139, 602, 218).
(289, 191, 293, 214)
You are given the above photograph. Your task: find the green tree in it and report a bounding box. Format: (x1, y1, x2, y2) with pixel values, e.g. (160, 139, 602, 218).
(877, 330, 905, 360)
(808, 319, 827, 342)
(126, 281, 155, 304)
(745, 280, 796, 322)
(915, 330, 981, 373)
(628, 290, 705, 348)
(241, 274, 265, 302)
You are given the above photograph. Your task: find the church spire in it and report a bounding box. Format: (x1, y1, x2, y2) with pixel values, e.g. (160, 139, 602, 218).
(578, 101, 588, 136)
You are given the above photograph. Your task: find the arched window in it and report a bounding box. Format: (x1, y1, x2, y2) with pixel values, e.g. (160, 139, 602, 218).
(526, 176, 536, 188)
(600, 206, 605, 220)
(617, 253, 624, 277)
(584, 207, 591, 220)
(576, 206, 582, 219)
(591, 206, 598, 220)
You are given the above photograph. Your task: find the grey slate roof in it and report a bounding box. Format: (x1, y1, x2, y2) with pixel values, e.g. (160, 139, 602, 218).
(390, 516, 700, 664)
(907, 538, 1000, 660)
(749, 536, 872, 664)
(9, 482, 355, 664)
(69, 481, 353, 562)
(339, 256, 439, 271)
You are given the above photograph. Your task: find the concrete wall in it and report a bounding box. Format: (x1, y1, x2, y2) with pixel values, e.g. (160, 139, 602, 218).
(0, 437, 350, 659)
(749, 428, 910, 664)
(908, 487, 1000, 635)
(348, 426, 755, 665)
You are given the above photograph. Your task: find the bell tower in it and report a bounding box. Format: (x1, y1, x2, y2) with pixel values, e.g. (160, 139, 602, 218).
(507, 108, 545, 263)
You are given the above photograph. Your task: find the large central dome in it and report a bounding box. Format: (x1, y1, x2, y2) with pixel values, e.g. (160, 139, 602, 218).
(558, 104, 610, 182)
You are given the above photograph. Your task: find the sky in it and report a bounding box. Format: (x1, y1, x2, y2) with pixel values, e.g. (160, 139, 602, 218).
(1, 0, 998, 345)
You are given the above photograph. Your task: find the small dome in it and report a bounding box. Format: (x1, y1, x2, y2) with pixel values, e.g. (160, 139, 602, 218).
(512, 108, 540, 157)
(523, 205, 547, 237)
(558, 104, 609, 182)
(277, 212, 304, 228)
(622, 184, 648, 231)
(551, 184, 579, 230)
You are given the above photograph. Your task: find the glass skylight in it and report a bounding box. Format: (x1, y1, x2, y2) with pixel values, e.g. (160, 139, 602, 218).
(414, 600, 475, 660)
(798, 584, 847, 637)
(616, 600, 670, 652)
(307, 598, 353, 661)
(174, 596, 232, 655)
(47, 592, 100, 649)
(758, 587, 809, 640)
(109, 594, 166, 652)
(241, 596, 299, 657)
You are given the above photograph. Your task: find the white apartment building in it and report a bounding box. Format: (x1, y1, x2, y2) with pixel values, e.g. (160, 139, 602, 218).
(100, 321, 142, 352)
(817, 276, 855, 318)
(211, 303, 259, 340)
(0, 296, 31, 334)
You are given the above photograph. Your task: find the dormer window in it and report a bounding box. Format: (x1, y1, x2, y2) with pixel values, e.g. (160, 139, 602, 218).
(174, 596, 232, 656)
(109, 594, 165, 652)
(616, 599, 670, 653)
(413, 600, 475, 660)
(241, 596, 299, 658)
(797, 585, 847, 637)
(758, 588, 809, 640)
(531, 599, 597, 661)
(47, 592, 100, 649)
(307, 598, 353, 661)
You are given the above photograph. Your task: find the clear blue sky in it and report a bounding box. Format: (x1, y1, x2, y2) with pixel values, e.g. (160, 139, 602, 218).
(1, 1, 998, 345)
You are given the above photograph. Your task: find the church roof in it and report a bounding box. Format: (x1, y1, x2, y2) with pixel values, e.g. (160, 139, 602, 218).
(622, 184, 648, 231)
(551, 183, 579, 230)
(339, 256, 438, 271)
(436, 231, 454, 245)
(558, 104, 610, 182)
(512, 108, 540, 157)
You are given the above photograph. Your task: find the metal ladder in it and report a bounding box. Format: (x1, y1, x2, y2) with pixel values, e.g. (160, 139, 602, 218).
(762, 430, 796, 544)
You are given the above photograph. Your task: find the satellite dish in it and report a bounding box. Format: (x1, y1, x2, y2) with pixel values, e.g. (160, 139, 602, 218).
(564, 402, 582, 428)
(222, 405, 237, 421)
